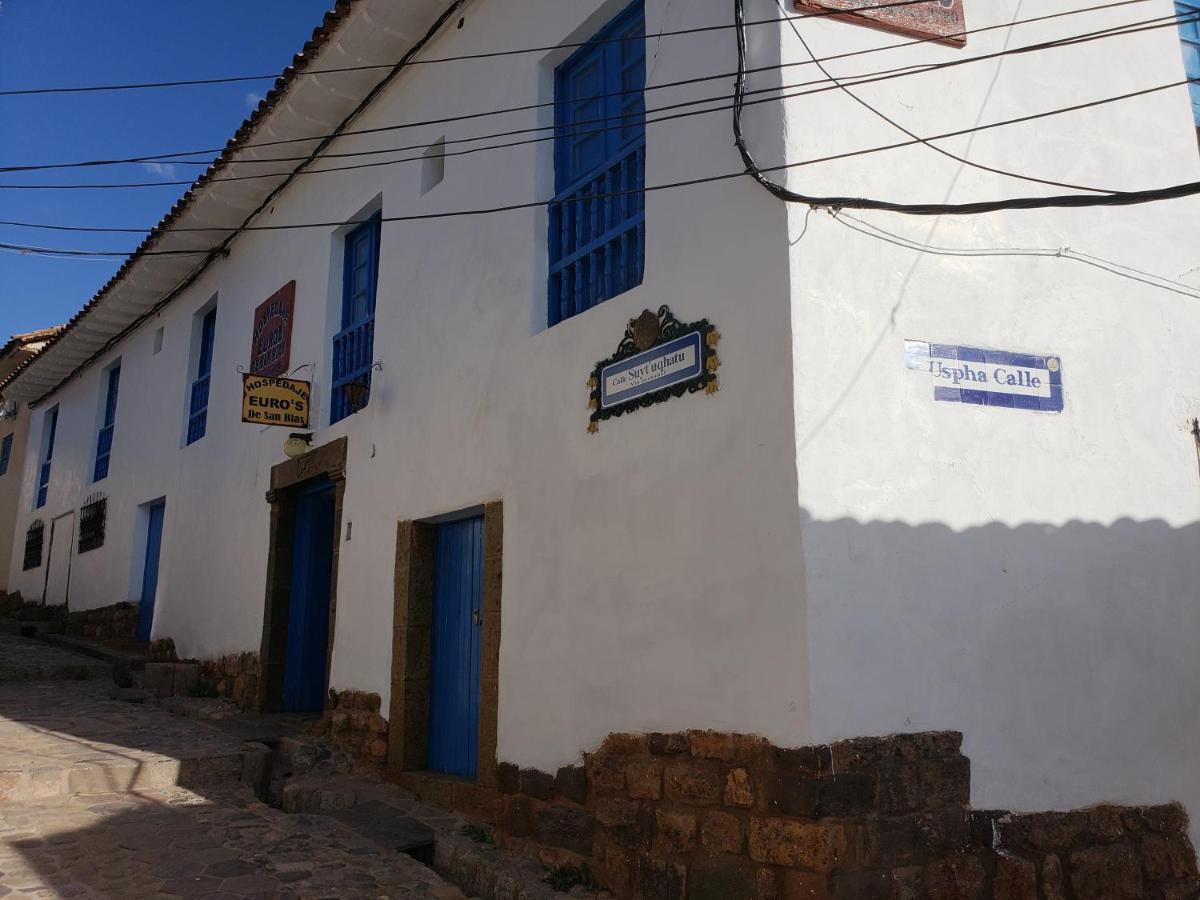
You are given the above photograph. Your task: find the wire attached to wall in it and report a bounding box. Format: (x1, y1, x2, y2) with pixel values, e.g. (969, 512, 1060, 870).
(731, 0, 1200, 215)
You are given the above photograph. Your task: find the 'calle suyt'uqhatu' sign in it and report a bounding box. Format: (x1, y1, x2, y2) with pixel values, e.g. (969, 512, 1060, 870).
(241, 374, 311, 428)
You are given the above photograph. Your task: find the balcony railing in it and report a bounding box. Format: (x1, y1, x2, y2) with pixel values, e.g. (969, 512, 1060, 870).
(186, 373, 210, 445)
(93, 424, 114, 482)
(549, 141, 645, 326)
(331, 317, 375, 424)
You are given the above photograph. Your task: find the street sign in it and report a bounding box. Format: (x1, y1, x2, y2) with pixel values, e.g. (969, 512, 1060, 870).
(241, 374, 311, 428)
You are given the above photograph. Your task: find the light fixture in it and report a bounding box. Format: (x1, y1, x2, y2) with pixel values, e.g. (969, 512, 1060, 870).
(283, 431, 313, 459)
(341, 379, 370, 413)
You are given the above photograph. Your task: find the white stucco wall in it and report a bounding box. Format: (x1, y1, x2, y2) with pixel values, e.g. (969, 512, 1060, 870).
(777, 0, 1200, 843)
(8, 0, 1200, 846)
(6, 0, 810, 769)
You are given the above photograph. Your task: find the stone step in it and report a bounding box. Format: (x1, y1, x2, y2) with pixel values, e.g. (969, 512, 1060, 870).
(0, 751, 247, 803)
(0, 617, 64, 637)
(38, 633, 148, 670)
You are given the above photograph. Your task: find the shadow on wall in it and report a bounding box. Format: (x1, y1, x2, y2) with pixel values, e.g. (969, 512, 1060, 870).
(801, 514, 1200, 843)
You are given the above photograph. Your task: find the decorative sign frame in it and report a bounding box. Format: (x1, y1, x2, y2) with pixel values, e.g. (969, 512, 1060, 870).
(242, 374, 312, 428)
(249, 281, 296, 377)
(587, 306, 720, 432)
(795, 0, 966, 47)
(904, 340, 1063, 412)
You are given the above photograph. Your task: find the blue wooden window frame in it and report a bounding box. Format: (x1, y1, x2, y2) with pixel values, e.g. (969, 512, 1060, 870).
(0, 434, 11, 476)
(35, 406, 57, 509)
(186, 308, 217, 445)
(549, 0, 646, 326)
(93, 364, 120, 482)
(331, 212, 381, 424)
(1179, 2, 1200, 126)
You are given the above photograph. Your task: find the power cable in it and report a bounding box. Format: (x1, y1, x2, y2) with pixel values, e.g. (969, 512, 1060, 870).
(731, 0, 1200, 215)
(0, 0, 938, 98)
(1, 9, 1190, 192)
(5, 76, 1198, 256)
(829, 210, 1200, 299)
(772, 0, 1114, 193)
(0, 0, 1157, 174)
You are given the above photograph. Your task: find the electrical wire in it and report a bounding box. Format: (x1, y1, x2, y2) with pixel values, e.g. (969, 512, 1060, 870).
(6, 75, 1198, 255)
(0, 0, 938, 98)
(731, 0, 1200, 215)
(829, 209, 1200, 299)
(1, 9, 1191, 192)
(0, 0, 1157, 174)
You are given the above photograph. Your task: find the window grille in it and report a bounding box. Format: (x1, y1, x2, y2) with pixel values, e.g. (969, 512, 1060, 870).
(78, 493, 107, 554)
(187, 308, 217, 445)
(331, 212, 381, 424)
(549, 1, 646, 326)
(93, 364, 120, 481)
(23, 520, 43, 571)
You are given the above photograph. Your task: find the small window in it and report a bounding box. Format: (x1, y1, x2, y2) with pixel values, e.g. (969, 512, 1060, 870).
(187, 307, 217, 445)
(548, 0, 646, 326)
(93, 363, 120, 482)
(153, 326, 164, 355)
(331, 212, 381, 424)
(0, 433, 12, 476)
(23, 520, 44, 571)
(422, 138, 446, 194)
(35, 406, 58, 509)
(78, 493, 107, 553)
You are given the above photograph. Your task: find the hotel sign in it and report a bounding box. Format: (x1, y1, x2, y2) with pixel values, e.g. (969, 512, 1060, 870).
(249, 281, 296, 377)
(795, 0, 966, 46)
(241, 374, 311, 428)
(905, 341, 1063, 412)
(588, 307, 720, 432)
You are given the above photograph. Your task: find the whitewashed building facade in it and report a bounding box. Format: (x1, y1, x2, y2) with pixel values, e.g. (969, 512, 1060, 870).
(4, 0, 1200, 863)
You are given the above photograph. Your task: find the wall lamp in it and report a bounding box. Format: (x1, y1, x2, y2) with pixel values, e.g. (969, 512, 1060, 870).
(283, 431, 314, 459)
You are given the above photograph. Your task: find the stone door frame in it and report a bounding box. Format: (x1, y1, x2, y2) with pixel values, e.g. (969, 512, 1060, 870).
(388, 500, 503, 793)
(256, 436, 347, 713)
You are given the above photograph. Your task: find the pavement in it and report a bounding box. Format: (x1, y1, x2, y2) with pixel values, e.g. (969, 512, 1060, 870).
(0, 633, 467, 899)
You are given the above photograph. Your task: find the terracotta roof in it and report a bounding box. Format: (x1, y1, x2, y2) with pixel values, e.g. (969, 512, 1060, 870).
(0, 0, 360, 397)
(0, 326, 65, 359)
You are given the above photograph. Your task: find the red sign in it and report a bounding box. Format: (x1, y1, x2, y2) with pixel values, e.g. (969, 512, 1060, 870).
(795, 0, 966, 46)
(249, 281, 295, 377)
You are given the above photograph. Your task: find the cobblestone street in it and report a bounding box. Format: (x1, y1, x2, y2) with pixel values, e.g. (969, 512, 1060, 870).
(0, 634, 465, 899)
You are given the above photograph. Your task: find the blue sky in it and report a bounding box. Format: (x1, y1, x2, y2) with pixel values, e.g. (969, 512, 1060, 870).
(0, 0, 334, 338)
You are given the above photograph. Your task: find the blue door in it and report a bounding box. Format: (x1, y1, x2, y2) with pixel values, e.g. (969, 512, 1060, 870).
(137, 502, 165, 642)
(283, 480, 336, 713)
(428, 516, 484, 779)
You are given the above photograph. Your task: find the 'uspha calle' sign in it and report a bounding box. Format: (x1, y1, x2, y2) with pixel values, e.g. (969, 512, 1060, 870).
(904, 341, 1063, 413)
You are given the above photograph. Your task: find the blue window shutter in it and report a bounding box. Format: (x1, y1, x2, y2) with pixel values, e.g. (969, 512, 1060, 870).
(0, 434, 11, 476)
(187, 308, 217, 445)
(332, 212, 381, 424)
(36, 407, 57, 509)
(94, 364, 120, 481)
(549, 1, 646, 326)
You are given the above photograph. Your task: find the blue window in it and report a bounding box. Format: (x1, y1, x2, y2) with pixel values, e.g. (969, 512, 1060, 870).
(93, 364, 120, 481)
(549, 1, 646, 326)
(186, 308, 217, 445)
(35, 406, 57, 509)
(331, 212, 381, 424)
(1179, 2, 1200, 126)
(0, 434, 11, 476)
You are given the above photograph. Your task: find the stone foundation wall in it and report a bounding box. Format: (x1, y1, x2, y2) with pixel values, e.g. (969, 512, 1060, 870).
(313, 690, 389, 782)
(64, 601, 138, 646)
(482, 730, 1198, 900)
(196, 651, 261, 709)
(0, 591, 67, 622)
